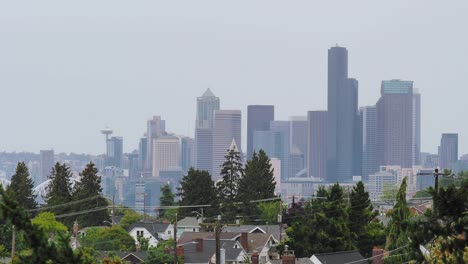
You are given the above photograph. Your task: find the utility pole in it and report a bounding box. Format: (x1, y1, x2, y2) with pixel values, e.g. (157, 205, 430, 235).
(417, 168, 452, 214)
(111, 193, 115, 225)
(143, 194, 146, 222)
(11, 225, 15, 259)
(200, 215, 239, 264)
(173, 213, 178, 264)
(278, 198, 283, 243)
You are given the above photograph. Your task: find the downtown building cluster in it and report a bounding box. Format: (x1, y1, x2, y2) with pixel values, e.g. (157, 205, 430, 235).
(0, 46, 465, 208)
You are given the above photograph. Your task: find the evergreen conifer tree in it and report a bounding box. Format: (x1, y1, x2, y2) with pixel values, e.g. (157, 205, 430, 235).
(159, 184, 176, 219)
(72, 162, 109, 227)
(238, 150, 276, 222)
(177, 168, 217, 218)
(216, 148, 243, 222)
(6, 162, 37, 210)
(385, 177, 412, 263)
(45, 162, 73, 226)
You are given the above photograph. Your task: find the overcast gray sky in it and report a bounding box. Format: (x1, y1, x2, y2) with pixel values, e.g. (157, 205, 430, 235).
(0, 1, 467, 155)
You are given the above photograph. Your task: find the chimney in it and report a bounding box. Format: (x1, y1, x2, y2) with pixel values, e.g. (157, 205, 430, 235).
(176, 245, 184, 258)
(195, 238, 204, 252)
(73, 221, 79, 237)
(372, 247, 385, 264)
(282, 246, 295, 264)
(251, 250, 260, 264)
(240, 232, 249, 252)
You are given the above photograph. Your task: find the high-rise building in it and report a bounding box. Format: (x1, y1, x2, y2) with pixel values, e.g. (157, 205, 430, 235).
(195, 89, 220, 176)
(377, 80, 414, 168)
(138, 136, 148, 175)
(413, 91, 421, 165)
(195, 128, 214, 175)
(106, 136, 123, 168)
(146, 116, 165, 174)
(212, 110, 242, 181)
(307, 111, 328, 180)
(360, 106, 378, 182)
(289, 116, 308, 166)
(128, 152, 139, 179)
(253, 121, 290, 180)
(181, 137, 195, 172)
(289, 146, 304, 177)
(438, 133, 458, 170)
(196, 88, 220, 129)
(152, 135, 180, 177)
(327, 46, 359, 183)
(247, 105, 274, 159)
(39, 150, 55, 184)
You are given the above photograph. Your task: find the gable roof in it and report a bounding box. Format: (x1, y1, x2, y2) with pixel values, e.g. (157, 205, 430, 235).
(177, 217, 203, 228)
(225, 225, 282, 241)
(312, 250, 365, 264)
(178, 232, 240, 245)
(182, 240, 244, 264)
(128, 222, 170, 237)
(243, 233, 276, 253)
(118, 251, 147, 262)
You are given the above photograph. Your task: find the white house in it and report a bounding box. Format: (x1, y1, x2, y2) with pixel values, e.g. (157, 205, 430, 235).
(127, 223, 173, 248)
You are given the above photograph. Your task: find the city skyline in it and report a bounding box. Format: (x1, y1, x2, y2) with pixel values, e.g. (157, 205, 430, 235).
(0, 1, 467, 155)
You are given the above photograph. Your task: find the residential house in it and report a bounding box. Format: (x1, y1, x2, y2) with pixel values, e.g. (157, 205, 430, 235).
(128, 222, 173, 248)
(118, 252, 147, 264)
(177, 216, 204, 237)
(177, 238, 247, 264)
(310, 250, 366, 264)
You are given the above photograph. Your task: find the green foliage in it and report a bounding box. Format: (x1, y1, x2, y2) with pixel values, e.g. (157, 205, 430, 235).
(6, 162, 37, 211)
(45, 162, 73, 226)
(137, 235, 150, 251)
(216, 148, 243, 222)
(145, 239, 174, 264)
(380, 182, 397, 201)
(177, 168, 217, 218)
(120, 209, 142, 230)
(159, 184, 176, 220)
(413, 188, 431, 198)
(286, 183, 355, 257)
(238, 150, 276, 223)
(348, 181, 382, 257)
(72, 162, 109, 228)
(79, 226, 135, 252)
(258, 201, 282, 224)
(385, 177, 412, 263)
(0, 245, 8, 259)
(31, 212, 67, 239)
(0, 184, 83, 263)
(409, 175, 468, 263)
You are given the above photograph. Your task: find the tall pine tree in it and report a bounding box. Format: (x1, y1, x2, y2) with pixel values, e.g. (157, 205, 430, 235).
(177, 168, 218, 218)
(6, 162, 37, 210)
(216, 148, 243, 223)
(159, 184, 176, 220)
(238, 150, 276, 223)
(385, 177, 412, 264)
(45, 162, 73, 227)
(72, 162, 109, 227)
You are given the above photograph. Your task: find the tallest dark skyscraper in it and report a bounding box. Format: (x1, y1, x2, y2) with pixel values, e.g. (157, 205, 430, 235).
(327, 46, 358, 182)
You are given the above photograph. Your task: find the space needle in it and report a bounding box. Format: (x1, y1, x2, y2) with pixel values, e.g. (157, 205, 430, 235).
(101, 126, 113, 141)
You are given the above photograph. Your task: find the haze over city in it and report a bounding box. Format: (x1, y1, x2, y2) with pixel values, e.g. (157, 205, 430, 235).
(1, 1, 467, 155)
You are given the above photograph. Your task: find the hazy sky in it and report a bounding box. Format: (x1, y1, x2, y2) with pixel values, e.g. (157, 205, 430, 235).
(1, 1, 467, 155)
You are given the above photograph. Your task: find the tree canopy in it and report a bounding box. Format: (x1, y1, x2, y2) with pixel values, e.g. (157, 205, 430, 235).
(177, 168, 217, 218)
(216, 148, 243, 222)
(6, 162, 37, 211)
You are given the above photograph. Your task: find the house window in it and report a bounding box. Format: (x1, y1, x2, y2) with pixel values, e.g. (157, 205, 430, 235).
(192, 228, 196, 232)
(137, 230, 144, 237)
(168, 230, 171, 235)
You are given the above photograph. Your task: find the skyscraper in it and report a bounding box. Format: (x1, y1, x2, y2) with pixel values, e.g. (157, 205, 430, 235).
(327, 46, 358, 182)
(360, 106, 378, 182)
(289, 116, 308, 166)
(196, 88, 220, 129)
(253, 121, 290, 180)
(212, 110, 242, 181)
(413, 91, 421, 165)
(181, 137, 195, 172)
(152, 135, 180, 177)
(438, 133, 458, 170)
(195, 128, 214, 175)
(138, 136, 147, 175)
(377, 80, 414, 168)
(39, 150, 54, 184)
(195, 89, 220, 176)
(247, 105, 274, 159)
(307, 111, 328, 180)
(146, 116, 165, 174)
(106, 136, 123, 168)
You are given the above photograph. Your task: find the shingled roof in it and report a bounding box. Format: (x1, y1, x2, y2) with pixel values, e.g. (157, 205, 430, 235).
(311, 250, 366, 264)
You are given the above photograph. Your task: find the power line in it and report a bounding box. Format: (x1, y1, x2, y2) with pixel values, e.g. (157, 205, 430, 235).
(55, 206, 109, 219)
(344, 244, 410, 264)
(29, 195, 102, 212)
